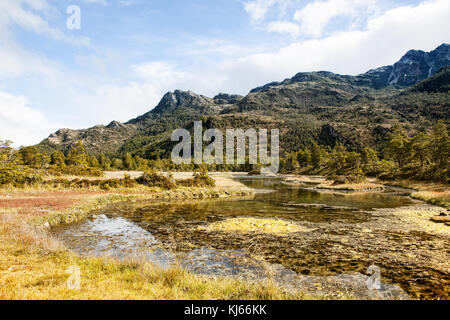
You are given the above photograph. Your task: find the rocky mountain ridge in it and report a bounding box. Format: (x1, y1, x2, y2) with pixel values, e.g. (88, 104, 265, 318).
(38, 44, 450, 157)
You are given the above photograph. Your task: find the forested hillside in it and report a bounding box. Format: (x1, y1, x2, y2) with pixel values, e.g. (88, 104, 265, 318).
(36, 44, 449, 166)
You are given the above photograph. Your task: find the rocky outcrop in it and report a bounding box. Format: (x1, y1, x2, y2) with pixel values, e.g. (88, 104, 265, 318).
(152, 90, 215, 114)
(213, 93, 243, 104)
(43, 122, 138, 155)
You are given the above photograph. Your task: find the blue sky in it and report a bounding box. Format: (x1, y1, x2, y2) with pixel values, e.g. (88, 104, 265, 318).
(0, 0, 448, 146)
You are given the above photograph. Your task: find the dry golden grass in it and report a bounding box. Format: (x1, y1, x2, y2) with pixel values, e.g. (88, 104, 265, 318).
(202, 218, 314, 234)
(382, 179, 450, 209)
(0, 240, 311, 300)
(411, 191, 450, 209)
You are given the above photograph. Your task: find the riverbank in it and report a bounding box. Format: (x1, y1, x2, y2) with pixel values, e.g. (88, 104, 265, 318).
(381, 180, 450, 209)
(0, 173, 326, 300)
(281, 175, 450, 236)
(282, 175, 449, 209)
(282, 175, 385, 193)
(2, 172, 448, 300)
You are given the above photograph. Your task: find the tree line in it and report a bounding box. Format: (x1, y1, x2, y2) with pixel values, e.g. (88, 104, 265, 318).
(279, 121, 449, 183)
(1, 121, 448, 186)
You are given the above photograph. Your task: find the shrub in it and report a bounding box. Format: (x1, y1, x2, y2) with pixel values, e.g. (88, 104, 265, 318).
(136, 171, 176, 189)
(332, 175, 366, 185)
(0, 167, 43, 187)
(178, 168, 216, 188)
(48, 165, 103, 177)
(44, 176, 138, 190)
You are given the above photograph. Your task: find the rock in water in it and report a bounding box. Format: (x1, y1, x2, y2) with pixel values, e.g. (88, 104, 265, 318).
(430, 216, 450, 223)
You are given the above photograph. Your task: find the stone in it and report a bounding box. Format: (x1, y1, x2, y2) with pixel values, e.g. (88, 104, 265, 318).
(430, 216, 450, 223)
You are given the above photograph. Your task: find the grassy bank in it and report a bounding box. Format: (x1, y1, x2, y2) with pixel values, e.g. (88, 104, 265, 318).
(0, 230, 311, 300)
(282, 175, 449, 209)
(410, 191, 450, 209)
(382, 180, 450, 209)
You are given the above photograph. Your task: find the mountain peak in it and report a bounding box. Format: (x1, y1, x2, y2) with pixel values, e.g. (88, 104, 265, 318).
(152, 90, 214, 114)
(106, 120, 125, 129)
(434, 43, 450, 52)
(356, 43, 450, 89)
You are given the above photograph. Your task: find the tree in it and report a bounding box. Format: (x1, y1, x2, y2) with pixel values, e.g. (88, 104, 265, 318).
(134, 155, 148, 171)
(311, 143, 323, 168)
(328, 144, 347, 175)
(18, 146, 46, 169)
(410, 132, 429, 170)
(361, 147, 379, 175)
(283, 152, 300, 172)
(346, 152, 363, 176)
(98, 153, 111, 170)
(384, 123, 410, 168)
(0, 140, 40, 186)
(111, 158, 123, 170)
(123, 153, 137, 171)
(67, 141, 88, 167)
(0, 140, 14, 169)
(297, 148, 312, 167)
(88, 155, 100, 168)
(429, 121, 449, 170)
(50, 150, 66, 168)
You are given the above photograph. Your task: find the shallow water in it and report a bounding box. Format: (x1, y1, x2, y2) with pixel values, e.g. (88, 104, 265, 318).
(52, 177, 449, 299)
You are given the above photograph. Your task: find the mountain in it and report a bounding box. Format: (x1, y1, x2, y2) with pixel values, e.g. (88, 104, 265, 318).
(38, 44, 450, 158)
(354, 43, 450, 89)
(246, 44, 450, 91)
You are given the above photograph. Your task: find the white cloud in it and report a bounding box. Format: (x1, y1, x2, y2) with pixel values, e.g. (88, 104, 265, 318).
(82, 0, 108, 5)
(61, 0, 450, 128)
(132, 61, 187, 80)
(0, 0, 90, 46)
(0, 0, 89, 79)
(64, 62, 191, 125)
(0, 90, 58, 146)
(244, 0, 290, 23)
(293, 0, 379, 38)
(267, 21, 300, 37)
(215, 0, 450, 91)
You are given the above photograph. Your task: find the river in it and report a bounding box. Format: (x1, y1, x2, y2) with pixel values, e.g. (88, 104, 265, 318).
(52, 177, 450, 300)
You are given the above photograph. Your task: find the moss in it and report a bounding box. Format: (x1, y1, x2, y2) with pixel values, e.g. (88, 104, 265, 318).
(202, 218, 314, 235)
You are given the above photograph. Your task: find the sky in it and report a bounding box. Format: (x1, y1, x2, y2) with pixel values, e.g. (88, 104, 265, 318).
(0, 0, 449, 146)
